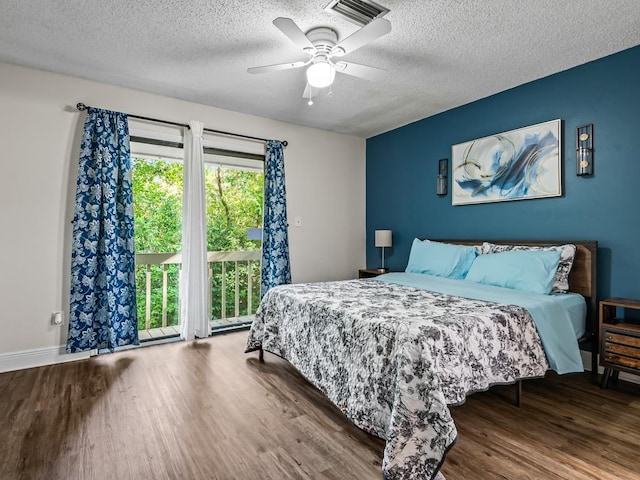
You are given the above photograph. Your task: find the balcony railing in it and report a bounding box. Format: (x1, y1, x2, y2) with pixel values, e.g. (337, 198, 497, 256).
(135, 250, 261, 338)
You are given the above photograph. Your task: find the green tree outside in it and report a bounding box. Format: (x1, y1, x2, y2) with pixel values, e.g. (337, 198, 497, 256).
(132, 157, 264, 331)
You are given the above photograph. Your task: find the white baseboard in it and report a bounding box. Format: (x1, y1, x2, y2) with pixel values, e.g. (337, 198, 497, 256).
(0, 337, 179, 373)
(580, 350, 640, 385)
(0, 345, 91, 373)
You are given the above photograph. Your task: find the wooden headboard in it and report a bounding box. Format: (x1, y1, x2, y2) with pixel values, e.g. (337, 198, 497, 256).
(434, 239, 598, 372)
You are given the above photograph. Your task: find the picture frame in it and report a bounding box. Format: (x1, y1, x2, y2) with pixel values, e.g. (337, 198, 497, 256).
(451, 119, 562, 206)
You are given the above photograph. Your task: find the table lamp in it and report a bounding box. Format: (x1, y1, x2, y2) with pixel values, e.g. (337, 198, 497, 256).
(375, 230, 392, 272)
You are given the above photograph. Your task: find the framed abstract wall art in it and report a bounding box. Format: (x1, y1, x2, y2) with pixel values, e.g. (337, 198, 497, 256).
(451, 119, 561, 206)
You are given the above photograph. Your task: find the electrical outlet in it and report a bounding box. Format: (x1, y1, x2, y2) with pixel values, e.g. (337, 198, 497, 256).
(51, 311, 63, 326)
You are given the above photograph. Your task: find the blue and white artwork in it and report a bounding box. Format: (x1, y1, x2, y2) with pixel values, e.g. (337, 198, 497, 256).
(452, 119, 561, 205)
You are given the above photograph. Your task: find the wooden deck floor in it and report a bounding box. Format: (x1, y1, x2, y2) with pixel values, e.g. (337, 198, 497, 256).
(1, 331, 640, 479)
(138, 315, 254, 341)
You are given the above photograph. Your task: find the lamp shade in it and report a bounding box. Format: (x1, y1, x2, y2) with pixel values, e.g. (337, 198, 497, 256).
(306, 62, 336, 88)
(375, 230, 392, 248)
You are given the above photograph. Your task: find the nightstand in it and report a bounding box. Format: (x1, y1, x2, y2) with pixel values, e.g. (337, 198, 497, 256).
(599, 297, 640, 389)
(358, 268, 389, 279)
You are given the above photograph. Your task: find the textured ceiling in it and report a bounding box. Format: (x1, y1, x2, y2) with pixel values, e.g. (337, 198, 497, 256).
(1, 1, 639, 138)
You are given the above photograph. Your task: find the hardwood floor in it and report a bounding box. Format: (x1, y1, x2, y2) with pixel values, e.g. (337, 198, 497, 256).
(1, 331, 639, 480)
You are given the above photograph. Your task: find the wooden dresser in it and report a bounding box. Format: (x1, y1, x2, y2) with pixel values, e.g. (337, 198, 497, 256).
(599, 297, 640, 388)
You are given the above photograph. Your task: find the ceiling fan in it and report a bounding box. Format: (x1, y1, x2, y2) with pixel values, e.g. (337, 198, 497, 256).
(248, 17, 391, 104)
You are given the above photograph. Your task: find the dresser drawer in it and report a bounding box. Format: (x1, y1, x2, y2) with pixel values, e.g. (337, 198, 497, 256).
(601, 328, 640, 371)
(603, 353, 640, 370)
(603, 330, 640, 349)
(604, 342, 640, 360)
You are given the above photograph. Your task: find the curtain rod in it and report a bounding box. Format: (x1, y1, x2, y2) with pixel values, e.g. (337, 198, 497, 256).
(75, 103, 288, 147)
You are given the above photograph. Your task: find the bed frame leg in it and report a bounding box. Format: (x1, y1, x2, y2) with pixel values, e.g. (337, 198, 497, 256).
(259, 348, 264, 362)
(515, 380, 522, 407)
(591, 334, 599, 383)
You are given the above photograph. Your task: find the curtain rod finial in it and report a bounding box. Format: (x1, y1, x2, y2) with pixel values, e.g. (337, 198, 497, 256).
(76, 102, 88, 111)
(282, 140, 288, 147)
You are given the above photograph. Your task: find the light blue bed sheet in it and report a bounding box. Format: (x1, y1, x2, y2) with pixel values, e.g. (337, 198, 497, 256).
(374, 272, 586, 374)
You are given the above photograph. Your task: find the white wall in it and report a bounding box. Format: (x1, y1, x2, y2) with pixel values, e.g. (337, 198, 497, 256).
(0, 62, 366, 368)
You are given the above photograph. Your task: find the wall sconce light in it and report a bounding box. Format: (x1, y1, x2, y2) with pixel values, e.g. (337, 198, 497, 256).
(437, 158, 448, 195)
(576, 124, 594, 176)
(374, 230, 392, 272)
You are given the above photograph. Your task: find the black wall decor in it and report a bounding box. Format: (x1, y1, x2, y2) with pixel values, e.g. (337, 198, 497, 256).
(437, 158, 448, 195)
(576, 124, 594, 176)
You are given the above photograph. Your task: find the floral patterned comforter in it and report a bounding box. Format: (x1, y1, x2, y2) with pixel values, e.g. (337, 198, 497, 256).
(245, 279, 549, 480)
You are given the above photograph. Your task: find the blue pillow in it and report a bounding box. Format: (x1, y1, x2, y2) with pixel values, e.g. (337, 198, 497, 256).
(465, 250, 562, 294)
(405, 239, 477, 279)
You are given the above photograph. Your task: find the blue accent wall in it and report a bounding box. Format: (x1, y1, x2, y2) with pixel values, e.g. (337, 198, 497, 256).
(366, 46, 640, 299)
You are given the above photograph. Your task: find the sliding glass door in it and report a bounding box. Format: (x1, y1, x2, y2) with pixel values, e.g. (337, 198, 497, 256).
(131, 155, 183, 340)
(205, 161, 263, 331)
(130, 139, 264, 340)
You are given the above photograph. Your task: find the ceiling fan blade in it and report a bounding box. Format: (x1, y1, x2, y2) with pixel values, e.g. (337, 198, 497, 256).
(331, 18, 391, 57)
(273, 17, 314, 50)
(247, 61, 307, 74)
(334, 61, 385, 81)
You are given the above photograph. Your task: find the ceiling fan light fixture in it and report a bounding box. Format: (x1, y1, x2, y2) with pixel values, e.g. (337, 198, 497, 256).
(306, 62, 336, 88)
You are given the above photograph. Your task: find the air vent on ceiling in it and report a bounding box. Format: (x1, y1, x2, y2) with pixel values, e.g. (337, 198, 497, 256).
(324, 0, 389, 26)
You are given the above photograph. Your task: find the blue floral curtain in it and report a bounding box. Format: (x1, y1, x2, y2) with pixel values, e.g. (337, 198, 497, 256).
(67, 108, 138, 353)
(261, 140, 291, 298)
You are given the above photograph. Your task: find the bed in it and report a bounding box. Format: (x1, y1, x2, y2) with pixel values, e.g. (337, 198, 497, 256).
(245, 239, 597, 480)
